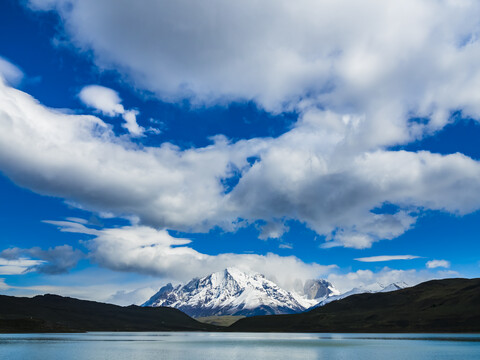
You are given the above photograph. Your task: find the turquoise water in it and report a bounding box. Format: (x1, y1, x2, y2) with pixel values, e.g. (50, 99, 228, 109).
(0, 332, 479, 360)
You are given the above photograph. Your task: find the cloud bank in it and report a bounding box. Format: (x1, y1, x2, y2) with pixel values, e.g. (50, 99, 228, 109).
(45, 220, 333, 290)
(2, 76, 480, 248)
(0, 0, 477, 255)
(27, 0, 480, 123)
(14, 0, 480, 248)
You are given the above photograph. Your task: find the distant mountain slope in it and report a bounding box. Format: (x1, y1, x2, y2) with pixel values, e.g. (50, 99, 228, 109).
(312, 281, 409, 308)
(143, 268, 338, 317)
(0, 294, 217, 333)
(229, 278, 480, 333)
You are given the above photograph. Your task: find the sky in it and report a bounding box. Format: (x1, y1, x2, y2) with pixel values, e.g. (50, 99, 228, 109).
(1, 0, 480, 305)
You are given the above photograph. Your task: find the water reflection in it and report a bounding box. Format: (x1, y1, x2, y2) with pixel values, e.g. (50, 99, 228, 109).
(0, 332, 479, 360)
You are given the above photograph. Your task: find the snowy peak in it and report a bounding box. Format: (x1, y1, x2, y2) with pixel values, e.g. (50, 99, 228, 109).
(143, 268, 337, 317)
(142, 282, 175, 307)
(142, 270, 407, 317)
(314, 281, 410, 308)
(380, 281, 409, 292)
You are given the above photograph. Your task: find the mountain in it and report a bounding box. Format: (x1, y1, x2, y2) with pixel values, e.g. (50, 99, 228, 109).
(143, 268, 338, 317)
(292, 278, 340, 308)
(303, 279, 341, 299)
(0, 293, 217, 333)
(1, 278, 477, 334)
(313, 281, 409, 308)
(228, 277, 480, 333)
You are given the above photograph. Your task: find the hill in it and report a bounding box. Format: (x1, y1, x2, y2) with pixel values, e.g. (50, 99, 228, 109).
(229, 278, 480, 333)
(0, 294, 217, 333)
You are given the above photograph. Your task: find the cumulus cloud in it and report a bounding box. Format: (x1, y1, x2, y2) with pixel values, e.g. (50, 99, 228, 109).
(78, 85, 125, 116)
(0, 245, 84, 274)
(3, 79, 480, 248)
(355, 255, 421, 262)
(258, 221, 290, 240)
(26, 0, 480, 132)
(0, 79, 265, 232)
(227, 115, 480, 247)
(426, 259, 451, 269)
(0, 56, 24, 87)
(0, 0, 479, 250)
(45, 220, 334, 290)
(78, 85, 144, 136)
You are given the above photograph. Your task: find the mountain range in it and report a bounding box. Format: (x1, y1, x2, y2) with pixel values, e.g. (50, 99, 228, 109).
(143, 268, 337, 316)
(142, 268, 407, 317)
(229, 277, 480, 333)
(1, 277, 478, 333)
(314, 281, 410, 307)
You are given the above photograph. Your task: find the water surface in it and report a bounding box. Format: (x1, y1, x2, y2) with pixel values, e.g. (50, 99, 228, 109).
(1, 332, 479, 360)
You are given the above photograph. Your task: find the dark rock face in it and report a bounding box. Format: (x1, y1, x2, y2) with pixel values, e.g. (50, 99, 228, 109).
(303, 279, 336, 299)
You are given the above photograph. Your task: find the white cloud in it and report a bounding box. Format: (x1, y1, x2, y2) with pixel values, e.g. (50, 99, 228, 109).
(0, 246, 84, 274)
(0, 79, 265, 233)
(65, 217, 88, 224)
(78, 84, 144, 136)
(107, 287, 157, 306)
(426, 259, 451, 269)
(45, 220, 334, 290)
(26, 0, 480, 132)
(0, 258, 44, 275)
(122, 110, 143, 137)
(258, 221, 289, 240)
(0, 56, 24, 87)
(78, 85, 125, 116)
(226, 116, 480, 247)
(355, 255, 421, 262)
(3, 79, 480, 248)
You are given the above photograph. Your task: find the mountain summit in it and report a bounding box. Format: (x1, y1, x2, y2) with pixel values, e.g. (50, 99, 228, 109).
(143, 268, 338, 317)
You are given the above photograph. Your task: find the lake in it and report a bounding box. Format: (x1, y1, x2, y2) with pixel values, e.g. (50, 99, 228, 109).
(0, 332, 479, 359)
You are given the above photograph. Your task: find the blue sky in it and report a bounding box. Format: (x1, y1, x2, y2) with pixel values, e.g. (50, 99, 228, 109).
(1, 0, 480, 304)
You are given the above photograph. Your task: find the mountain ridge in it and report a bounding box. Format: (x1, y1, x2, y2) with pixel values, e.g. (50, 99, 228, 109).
(311, 281, 409, 309)
(0, 293, 217, 333)
(0, 277, 478, 333)
(143, 268, 338, 317)
(228, 277, 480, 333)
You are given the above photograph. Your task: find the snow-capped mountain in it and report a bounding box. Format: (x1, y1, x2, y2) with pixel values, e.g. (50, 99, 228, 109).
(143, 268, 338, 317)
(313, 281, 409, 308)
